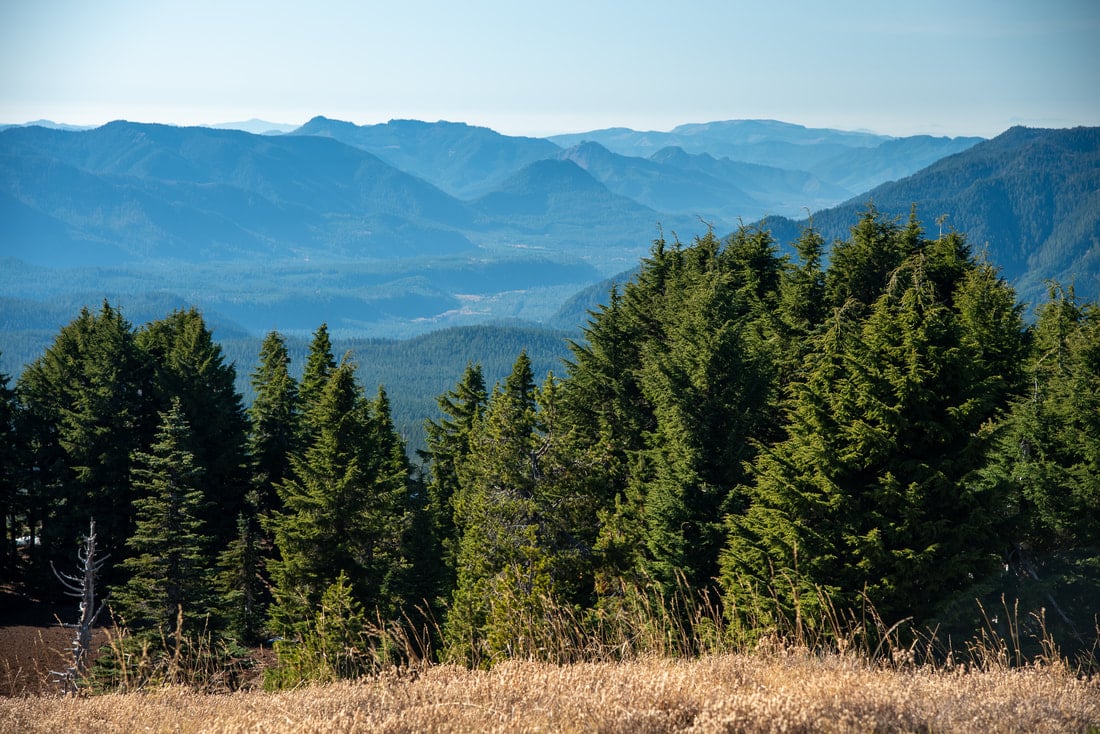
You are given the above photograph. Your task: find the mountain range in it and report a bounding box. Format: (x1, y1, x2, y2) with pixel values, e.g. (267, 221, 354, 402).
(1, 117, 1097, 385)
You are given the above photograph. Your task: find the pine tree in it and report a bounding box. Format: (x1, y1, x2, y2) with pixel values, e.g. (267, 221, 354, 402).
(111, 398, 213, 637)
(137, 308, 250, 549)
(247, 331, 300, 519)
(267, 358, 412, 631)
(421, 363, 487, 610)
(722, 220, 1026, 629)
(16, 303, 155, 587)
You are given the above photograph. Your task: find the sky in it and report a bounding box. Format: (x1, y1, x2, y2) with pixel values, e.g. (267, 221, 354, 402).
(1, 0, 1098, 139)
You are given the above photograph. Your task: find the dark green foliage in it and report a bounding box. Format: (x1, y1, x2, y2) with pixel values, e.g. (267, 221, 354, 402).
(111, 398, 214, 637)
(267, 358, 413, 632)
(137, 308, 250, 549)
(264, 572, 373, 689)
(443, 355, 595, 665)
(943, 285, 1100, 656)
(421, 363, 487, 612)
(297, 322, 336, 421)
(721, 218, 1029, 630)
(998, 286, 1100, 549)
(0, 360, 19, 575)
(216, 512, 267, 645)
(5, 204, 1097, 673)
(16, 303, 155, 586)
(247, 331, 300, 519)
(565, 228, 787, 594)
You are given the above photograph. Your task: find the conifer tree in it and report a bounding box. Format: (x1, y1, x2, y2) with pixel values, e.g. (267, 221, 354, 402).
(247, 331, 300, 519)
(137, 308, 249, 549)
(298, 322, 336, 425)
(722, 222, 1026, 629)
(0, 360, 20, 574)
(111, 398, 213, 636)
(445, 353, 543, 664)
(984, 286, 1100, 551)
(216, 512, 266, 643)
(445, 353, 602, 664)
(17, 303, 155, 586)
(777, 225, 828, 374)
(422, 363, 487, 608)
(966, 286, 1100, 651)
(267, 358, 412, 631)
(824, 205, 915, 310)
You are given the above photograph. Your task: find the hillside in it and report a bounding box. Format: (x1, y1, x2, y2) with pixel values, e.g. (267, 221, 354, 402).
(0, 122, 476, 264)
(292, 116, 562, 199)
(760, 126, 1100, 306)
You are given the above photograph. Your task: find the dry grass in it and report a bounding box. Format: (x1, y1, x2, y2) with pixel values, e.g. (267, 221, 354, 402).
(2, 651, 1097, 733)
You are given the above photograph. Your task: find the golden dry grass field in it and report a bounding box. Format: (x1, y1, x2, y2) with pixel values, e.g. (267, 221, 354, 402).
(2, 652, 1098, 733)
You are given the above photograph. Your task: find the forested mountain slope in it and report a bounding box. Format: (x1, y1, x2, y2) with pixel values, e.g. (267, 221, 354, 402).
(761, 126, 1100, 306)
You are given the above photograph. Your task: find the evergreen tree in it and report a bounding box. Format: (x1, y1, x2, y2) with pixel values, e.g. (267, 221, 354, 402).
(247, 331, 300, 519)
(0, 360, 19, 575)
(824, 204, 917, 310)
(298, 322, 336, 425)
(983, 285, 1100, 553)
(216, 512, 266, 643)
(16, 303, 155, 587)
(563, 229, 785, 596)
(267, 358, 412, 631)
(444, 355, 598, 665)
(111, 398, 213, 636)
(445, 353, 541, 664)
(722, 222, 1027, 629)
(421, 363, 487, 610)
(777, 224, 828, 375)
(137, 308, 250, 549)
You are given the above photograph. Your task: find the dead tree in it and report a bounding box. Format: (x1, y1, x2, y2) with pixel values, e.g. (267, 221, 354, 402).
(51, 518, 108, 694)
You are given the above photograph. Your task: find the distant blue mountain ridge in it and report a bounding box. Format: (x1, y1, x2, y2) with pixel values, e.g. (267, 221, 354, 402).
(1, 118, 1094, 372)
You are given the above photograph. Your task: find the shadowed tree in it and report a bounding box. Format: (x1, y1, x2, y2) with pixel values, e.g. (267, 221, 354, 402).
(111, 398, 214, 637)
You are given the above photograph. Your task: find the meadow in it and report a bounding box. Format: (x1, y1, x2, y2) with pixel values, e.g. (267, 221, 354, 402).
(2, 650, 1098, 733)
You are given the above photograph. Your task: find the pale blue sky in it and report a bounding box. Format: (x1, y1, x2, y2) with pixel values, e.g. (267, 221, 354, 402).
(2, 0, 1097, 137)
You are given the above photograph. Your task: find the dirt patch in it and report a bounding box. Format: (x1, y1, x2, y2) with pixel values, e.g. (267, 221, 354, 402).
(0, 589, 109, 696)
(0, 625, 83, 696)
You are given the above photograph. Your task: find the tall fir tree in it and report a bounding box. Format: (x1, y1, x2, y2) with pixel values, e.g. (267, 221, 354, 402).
(216, 512, 266, 643)
(445, 355, 595, 665)
(111, 398, 214, 637)
(421, 362, 487, 611)
(137, 308, 249, 550)
(16, 303, 155, 588)
(267, 358, 412, 632)
(298, 322, 336, 428)
(0, 359, 19, 575)
(721, 220, 1027, 630)
(563, 229, 786, 597)
(981, 285, 1100, 555)
(445, 353, 539, 664)
(247, 331, 300, 520)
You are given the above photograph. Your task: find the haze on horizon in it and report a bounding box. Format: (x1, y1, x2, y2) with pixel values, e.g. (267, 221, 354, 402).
(2, 0, 1098, 139)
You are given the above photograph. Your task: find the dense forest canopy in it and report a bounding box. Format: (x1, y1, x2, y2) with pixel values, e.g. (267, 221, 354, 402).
(1, 210, 1097, 682)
